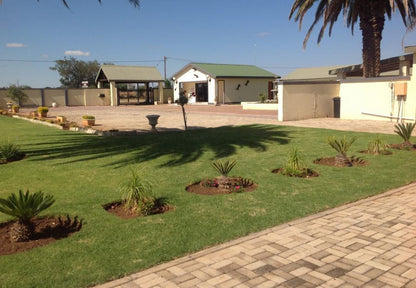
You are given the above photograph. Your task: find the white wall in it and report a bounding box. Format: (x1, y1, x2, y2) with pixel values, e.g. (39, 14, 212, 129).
(339, 77, 414, 121)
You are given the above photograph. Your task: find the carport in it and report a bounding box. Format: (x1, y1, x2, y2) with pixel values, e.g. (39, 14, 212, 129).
(95, 65, 164, 106)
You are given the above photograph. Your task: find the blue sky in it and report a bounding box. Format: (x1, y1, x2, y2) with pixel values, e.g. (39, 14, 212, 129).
(1, 0, 415, 88)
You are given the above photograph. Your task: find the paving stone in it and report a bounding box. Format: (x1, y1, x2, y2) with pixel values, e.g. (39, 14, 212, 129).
(93, 182, 416, 288)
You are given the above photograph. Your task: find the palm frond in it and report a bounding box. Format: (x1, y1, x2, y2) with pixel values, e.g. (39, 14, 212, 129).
(394, 122, 415, 144)
(211, 159, 237, 177)
(0, 190, 55, 223)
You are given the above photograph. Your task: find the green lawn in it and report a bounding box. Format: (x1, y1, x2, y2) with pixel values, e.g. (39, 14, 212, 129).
(0, 116, 415, 288)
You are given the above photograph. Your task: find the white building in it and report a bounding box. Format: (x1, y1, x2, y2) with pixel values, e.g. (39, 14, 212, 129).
(172, 63, 278, 104)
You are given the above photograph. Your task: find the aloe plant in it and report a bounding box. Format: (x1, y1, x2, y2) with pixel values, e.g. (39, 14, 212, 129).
(0, 190, 55, 242)
(394, 122, 415, 146)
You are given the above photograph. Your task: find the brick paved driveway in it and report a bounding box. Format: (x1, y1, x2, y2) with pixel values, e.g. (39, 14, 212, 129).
(96, 184, 416, 288)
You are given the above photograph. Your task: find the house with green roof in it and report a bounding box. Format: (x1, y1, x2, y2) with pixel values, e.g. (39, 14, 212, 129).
(172, 63, 278, 104)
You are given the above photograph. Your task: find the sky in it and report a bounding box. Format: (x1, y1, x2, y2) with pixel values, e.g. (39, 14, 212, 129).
(1, 0, 415, 88)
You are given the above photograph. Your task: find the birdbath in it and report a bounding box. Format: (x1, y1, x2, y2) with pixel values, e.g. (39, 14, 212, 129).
(146, 115, 160, 132)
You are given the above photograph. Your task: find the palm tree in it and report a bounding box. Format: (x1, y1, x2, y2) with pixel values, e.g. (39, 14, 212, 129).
(289, 0, 416, 78)
(0, 190, 55, 242)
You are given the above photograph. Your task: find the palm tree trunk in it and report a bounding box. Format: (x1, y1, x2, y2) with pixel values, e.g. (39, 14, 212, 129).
(359, 1, 385, 78)
(10, 220, 34, 242)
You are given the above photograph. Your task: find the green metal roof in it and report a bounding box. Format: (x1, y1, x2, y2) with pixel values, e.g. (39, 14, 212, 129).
(283, 66, 345, 81)
(95, 65, 163, 83)
(174, 63, 278, 78)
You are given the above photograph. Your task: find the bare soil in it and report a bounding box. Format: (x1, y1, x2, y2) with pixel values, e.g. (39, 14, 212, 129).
(0, 216, 83, 256)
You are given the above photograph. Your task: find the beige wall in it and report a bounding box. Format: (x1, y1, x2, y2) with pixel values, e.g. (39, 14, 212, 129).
(0, 88, 112, 109)
(219, 78, 271, 103)
(339, 77, 414, 121)
(278, 82, 339, 121)
(153, 88, 173, 104)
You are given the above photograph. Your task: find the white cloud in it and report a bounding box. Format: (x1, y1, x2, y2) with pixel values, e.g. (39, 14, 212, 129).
(42, 54, 49, 58)
(64, 50, 91, 56)
(257, 32, 271, 37)
(6, 43, 26, 48)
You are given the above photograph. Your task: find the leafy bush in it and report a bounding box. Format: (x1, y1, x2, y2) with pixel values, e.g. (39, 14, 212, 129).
(394, 122, 415, 145)
(82, 115, 95, 120)
(0, 190, 55, 242)
(211, 159, 237, 177)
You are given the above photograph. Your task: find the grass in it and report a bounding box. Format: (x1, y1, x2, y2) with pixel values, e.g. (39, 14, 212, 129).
(0, 116, 415, 288)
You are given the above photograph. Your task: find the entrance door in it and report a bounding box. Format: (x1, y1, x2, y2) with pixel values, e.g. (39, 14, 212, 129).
(217, 80, 225, 104)
(195, 83, 208, 102)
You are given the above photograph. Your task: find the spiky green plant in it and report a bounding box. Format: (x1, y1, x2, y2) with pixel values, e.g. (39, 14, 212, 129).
(120, 168, 153, 214)
(368, 136, 388, 155)
(283, 147, 307, 176)
(0, 140, 23, 163)
(0, 190, 55, 242)
(327, 136, 357, 166)
(210, 159, 237, 177)
(394, 122, 415, 146)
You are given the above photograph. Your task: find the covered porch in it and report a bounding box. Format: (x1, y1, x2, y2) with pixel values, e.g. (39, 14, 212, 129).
(95, 65, 164, 106)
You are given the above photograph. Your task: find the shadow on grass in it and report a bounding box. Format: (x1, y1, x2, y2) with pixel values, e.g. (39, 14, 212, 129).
(25, 124, 291, 167)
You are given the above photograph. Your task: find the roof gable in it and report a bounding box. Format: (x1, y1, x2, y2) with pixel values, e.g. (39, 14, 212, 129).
(173, 63, 278, 79)
(96, 65, 163, 83)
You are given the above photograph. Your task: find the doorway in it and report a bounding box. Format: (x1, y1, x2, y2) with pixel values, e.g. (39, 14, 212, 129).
(195, 83, 208, 102)
(217, 80, 225, 104)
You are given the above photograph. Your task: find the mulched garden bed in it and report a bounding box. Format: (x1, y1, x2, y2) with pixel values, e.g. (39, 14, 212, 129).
(271, 168, 319, 178)
(388, 143, 416, 151)
(103, 201, 173, 219)
(314, 156, 368, 167)
(186, 177, 258, 195)
(0, 216, 83, 256)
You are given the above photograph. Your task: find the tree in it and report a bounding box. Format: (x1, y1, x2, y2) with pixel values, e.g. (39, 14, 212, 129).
(289, 0, 416, 78)
(50, 57, 101, 88)
(178, 92, 188, 131)
(7, 85, 28, 106)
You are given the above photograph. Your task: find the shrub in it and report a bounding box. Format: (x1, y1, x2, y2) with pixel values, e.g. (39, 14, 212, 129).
(82, 115, 95, 120)
(394, 122, 415, 146)
(120, 168, 168, 216)
(211, 159, 237, 177)
(259, 93, 267, 103)
(280, 147, 309, 176)
(0, 190, 55, 242)
(0, 140, 23, 163)
(37, 106, 49, 113)
(367, 136, 389, 155)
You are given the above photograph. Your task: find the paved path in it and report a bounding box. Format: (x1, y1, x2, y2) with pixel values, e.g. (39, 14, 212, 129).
(20, 104, 404, 135)
(95, 184, 416, 288)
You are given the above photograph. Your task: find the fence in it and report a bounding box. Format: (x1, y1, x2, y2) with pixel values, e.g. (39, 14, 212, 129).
(0, 88, 174, 109)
